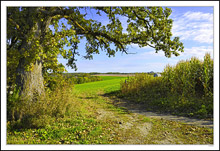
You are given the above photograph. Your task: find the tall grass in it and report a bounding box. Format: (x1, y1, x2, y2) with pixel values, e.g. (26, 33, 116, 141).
(7, 78, 75, 129)
(120, 54, 213, 119)
(162, 54, 213, 98)
(7, 72, 104, 130)
(121, 74, 165, 102)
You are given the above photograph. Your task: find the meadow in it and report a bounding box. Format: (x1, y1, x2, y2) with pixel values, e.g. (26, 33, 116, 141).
(7, 72, 213, 144)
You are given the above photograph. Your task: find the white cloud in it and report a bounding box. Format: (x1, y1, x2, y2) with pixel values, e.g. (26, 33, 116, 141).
(172, 11, 213, 44)
(183, 11, 213, 21)
(183, 46, 213, 59)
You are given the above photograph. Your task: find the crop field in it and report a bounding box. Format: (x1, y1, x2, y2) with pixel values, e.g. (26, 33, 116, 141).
(7, 74, 213, 145)
(120, 54, 213, 119)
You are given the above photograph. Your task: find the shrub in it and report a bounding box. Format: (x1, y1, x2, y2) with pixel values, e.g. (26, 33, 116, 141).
(7, 78, 75, 129)
(7, 85, 21, 121)
(61, 73, 102, 84)
(7, 71, 104, 129)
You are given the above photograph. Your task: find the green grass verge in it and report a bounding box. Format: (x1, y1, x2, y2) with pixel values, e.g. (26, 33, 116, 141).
(99, 76, 127, 81)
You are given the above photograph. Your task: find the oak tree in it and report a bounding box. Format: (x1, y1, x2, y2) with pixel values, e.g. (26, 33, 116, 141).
(7, 7, 184, 99)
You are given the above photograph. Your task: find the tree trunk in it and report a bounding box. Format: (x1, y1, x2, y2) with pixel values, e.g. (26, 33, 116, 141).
(16, 59, 45, 101)
(15, 17, 51, 100)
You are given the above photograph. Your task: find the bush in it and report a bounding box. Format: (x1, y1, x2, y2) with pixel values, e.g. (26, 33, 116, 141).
(7, 71, 104, 129)
(7, 78, 75, 129)
(44, 73, 74, 91)
(7, 85, 21, 121)
(71, 75, 102, 84)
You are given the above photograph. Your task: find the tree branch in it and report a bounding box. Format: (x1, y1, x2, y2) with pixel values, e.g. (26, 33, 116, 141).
(63, 15, 128, 54)
(133, 10, 164, 49)
(132, 10, 152, 36)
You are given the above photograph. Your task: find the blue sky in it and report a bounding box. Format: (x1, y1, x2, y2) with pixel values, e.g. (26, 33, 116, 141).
(57, 6, 213, 73)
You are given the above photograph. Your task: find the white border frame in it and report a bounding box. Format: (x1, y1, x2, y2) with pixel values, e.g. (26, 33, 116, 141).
(1, 1, 219, 150)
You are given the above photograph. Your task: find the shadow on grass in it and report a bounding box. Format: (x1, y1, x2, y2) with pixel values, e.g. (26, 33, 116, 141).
(102, 90, 131, 114)
(103, 90, 121, 97)
(78, 96, 98, 100)
(102, 90, 213, 129)
(102, 90, 150, 112)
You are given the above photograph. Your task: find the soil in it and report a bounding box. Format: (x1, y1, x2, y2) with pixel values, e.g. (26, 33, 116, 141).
(96, 108, 153, 144)
(95, 94, 213, 144)
(112, 98, 213, 129)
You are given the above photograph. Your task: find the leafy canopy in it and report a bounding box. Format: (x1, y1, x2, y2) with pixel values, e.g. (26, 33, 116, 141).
(7, 7, 184, 83)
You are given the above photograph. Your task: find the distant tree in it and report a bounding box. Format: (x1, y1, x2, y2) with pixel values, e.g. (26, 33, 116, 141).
(7, 7, 184, 99)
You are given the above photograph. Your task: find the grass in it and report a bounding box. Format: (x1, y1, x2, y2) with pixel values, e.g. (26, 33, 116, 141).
(74, 76, 127, 93)
(7, 75, 213, 144)
(146, 118, 213, 144)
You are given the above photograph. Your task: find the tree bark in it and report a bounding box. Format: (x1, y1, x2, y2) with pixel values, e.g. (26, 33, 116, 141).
(16, 59, 45, 100)
(15, 16, 52, 100)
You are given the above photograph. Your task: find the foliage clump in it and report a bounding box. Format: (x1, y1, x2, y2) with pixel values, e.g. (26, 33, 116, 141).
(120, 54, 213, 119)
(63, 73, 103, 84)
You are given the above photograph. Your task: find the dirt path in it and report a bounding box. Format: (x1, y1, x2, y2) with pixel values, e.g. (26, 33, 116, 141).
(128, 109, 213, 128)
(75, 89, 213, 144)
(96, 108, 153, 144)
(111, 97, 213, 129)
(94, 94, 213, 144)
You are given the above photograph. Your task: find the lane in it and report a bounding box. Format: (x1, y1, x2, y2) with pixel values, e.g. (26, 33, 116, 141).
(74, 76, 213, 129)
(112, 98, 213, 129)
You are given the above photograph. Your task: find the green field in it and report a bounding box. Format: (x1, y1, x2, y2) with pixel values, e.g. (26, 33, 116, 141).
(74, 76, 126, 93)
(7, 76, 213, 144)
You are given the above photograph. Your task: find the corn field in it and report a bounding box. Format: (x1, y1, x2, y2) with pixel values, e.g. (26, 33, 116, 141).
(120, 54, 213, 119)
